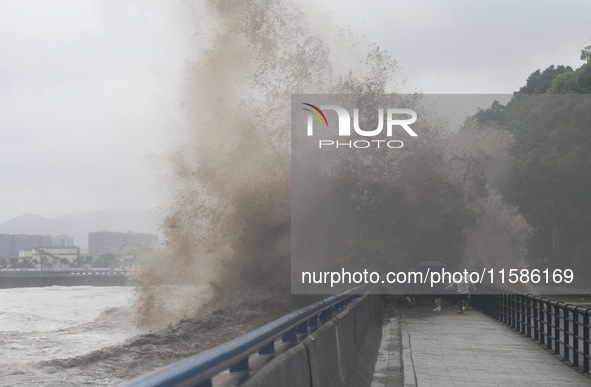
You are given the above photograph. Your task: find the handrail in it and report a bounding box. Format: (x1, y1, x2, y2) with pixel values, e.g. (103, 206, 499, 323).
(472, 291, 591, 374)
(528, 294, 591, 316)
(122, 284, 371, 387)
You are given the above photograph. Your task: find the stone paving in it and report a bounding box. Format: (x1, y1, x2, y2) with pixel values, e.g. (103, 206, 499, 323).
(372, 305, 591, 387)
(398, 304, 591, 387)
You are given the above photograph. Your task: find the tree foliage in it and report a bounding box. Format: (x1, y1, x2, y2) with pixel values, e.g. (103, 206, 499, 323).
(517, 65, 572, 94)
(547, 62, 591, 93)
(504, 95, 591, 272)
(473, 45, 591, 282)
(581, 45, 591, 62)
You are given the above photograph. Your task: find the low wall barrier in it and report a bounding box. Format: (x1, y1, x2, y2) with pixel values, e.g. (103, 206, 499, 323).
(122, 285, 384, 387)
(473, 293, 591, 374)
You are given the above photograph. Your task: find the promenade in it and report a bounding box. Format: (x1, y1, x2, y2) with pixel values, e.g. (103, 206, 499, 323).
(373, 303, 591, 387)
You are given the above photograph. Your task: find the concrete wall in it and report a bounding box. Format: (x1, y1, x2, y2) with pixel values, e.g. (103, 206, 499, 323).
(244, 295, 385, 387)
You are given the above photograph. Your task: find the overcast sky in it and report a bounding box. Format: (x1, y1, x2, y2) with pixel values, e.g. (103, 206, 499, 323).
(320, 0, 590, 93)
(1, 0, 590, 226)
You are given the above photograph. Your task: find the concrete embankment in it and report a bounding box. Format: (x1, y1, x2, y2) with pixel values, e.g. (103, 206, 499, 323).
(244, 294, 385, 387)
(0, 270, 128, 288)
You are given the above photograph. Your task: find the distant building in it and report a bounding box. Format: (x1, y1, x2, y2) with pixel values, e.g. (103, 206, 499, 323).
(119, 255, 141, 271)
(0, 234, 50, 258)
(0, 234, 77, 259)
(0, 234, 76, 259)
(88, 231, 159, 258)
(50, 234, 74, 247)
(19, 247, 80, 266)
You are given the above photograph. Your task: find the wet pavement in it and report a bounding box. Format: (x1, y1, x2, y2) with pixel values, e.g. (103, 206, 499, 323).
(375, 302, 591, 387)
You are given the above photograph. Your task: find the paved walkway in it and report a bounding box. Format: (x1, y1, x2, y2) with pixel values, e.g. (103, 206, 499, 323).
(374, 303, 591, 387)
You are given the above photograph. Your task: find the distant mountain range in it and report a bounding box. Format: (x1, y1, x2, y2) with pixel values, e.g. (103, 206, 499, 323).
(0, 210, 160, 253)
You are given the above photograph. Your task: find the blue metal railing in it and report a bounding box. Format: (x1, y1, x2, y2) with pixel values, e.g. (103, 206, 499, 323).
(122, 285, 371, 387)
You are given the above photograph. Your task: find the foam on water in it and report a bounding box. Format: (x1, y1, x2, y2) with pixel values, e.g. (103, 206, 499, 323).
(0, 286, 135, 366)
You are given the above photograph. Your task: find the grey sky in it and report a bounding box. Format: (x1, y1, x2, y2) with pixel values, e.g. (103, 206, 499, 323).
(318, 0, 590, 93)
(0, 1, 190, 226)
(1, 0, 590, 225)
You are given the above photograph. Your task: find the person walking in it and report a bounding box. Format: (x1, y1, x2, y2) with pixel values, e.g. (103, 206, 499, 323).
(447, 278, 470, 314)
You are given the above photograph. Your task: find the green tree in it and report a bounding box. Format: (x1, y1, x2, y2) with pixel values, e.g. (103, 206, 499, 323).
(581, 45, 591, 62)
(547, 62, 591, 93)
(502, 92, 591, 278)
(468, 46, 591, 283)
(471, 100, 506, 127)
(471, 65, 573, 128)
(516, 65, 572, 94)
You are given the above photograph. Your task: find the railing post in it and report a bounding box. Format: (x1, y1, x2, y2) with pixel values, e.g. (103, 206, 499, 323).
(502, 294, 506, 324)
(282, 327, 297, 343)
(512, 294, 518, 330)
(583, 312, 589, 373)
(508, 294, 513, 328)
(308, 314, 319, 332)
(319, 309, 330, 324)
(507, 294, 512, 326)
(503, 294, 509, 325)
(229, 358, 249, 373)
(539, 300, 545, 345)
(296, 321, 308, 335)
(516, 295, 521, 332)
(494, 294, 499, 321)
(573, 310, 579, 368)
(563, 305, 569, 361)
(546, 300, 553, 349)
(526, 296, 532, 338)
(520, 295, 526, 334)
(555, 304, 561, 355)
(259, 341, 275, 355)
(533, 298, 539, 341)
